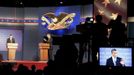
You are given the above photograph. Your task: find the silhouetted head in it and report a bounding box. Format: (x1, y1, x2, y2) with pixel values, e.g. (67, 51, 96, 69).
(31, 65, 36, 71)
(95, 15, 102, 22)
(116, 15, 122, 22)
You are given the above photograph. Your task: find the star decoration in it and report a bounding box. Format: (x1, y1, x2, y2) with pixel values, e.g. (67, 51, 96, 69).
(110, 13, 118, 20)
(95, 0, 127, 25)
(98, 9, 104, 15)
(114, 0, 122, 5)
(102, 0, 110, 7)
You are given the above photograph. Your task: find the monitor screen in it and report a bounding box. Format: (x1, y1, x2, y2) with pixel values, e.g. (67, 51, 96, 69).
(99, 47, 132, 67)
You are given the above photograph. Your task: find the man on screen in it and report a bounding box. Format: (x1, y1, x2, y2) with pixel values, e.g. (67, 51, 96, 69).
(6, 34, 15, 43)
(106, 49, 125, 67)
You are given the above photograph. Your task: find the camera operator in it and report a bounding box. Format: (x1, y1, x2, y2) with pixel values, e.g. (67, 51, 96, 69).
(77, 17, 93, 64)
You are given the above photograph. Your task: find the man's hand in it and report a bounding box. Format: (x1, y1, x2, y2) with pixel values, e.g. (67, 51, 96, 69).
(120, 59, 125, 66)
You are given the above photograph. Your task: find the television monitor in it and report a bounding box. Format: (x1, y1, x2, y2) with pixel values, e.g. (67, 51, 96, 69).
(99, 47, 132, 67)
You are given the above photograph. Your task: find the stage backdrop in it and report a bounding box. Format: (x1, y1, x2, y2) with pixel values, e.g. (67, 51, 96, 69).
(38, 5, 93, 61)
(38, 5, 93, 36)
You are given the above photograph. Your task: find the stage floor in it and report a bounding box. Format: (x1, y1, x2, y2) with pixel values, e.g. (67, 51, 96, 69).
(1, 60, 48, 71)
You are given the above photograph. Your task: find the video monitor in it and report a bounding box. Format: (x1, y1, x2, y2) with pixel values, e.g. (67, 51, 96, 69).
(99, 47, 132, 67)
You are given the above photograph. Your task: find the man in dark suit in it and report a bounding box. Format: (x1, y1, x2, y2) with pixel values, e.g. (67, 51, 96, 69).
(106, 49, 125, 67)
(6, 34, 16, 60)
(43, 33, 51, 43)
(6, 34, 15, 43)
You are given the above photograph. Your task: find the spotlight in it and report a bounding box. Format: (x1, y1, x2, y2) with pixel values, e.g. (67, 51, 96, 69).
(60, 1, 63, 4)
(90, 18, 93, 22)
(20, 2, 23, 5)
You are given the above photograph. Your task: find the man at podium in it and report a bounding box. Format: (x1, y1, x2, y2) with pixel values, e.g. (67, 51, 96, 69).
(6, 34, 15, 43)
(6, 34, 18, 61)
(43, 33, 51, 43)
(41, 33, 53, 60)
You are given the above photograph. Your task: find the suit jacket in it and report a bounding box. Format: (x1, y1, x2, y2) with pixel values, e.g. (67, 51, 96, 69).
(6, 38, 15, 43)
(106, 57, 124, 67)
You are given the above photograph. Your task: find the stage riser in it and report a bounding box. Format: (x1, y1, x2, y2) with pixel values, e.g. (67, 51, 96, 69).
(1, 61, 47, 71)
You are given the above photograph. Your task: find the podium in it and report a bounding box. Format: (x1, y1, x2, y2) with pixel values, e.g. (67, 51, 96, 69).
(7, 43, 18, 60)
(39, 43, 50, 61)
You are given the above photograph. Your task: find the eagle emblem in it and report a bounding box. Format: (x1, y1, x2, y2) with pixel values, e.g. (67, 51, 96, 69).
(41, 12, 76, 30)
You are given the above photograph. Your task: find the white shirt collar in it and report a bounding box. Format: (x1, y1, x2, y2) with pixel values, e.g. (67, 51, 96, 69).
(112, 56, 117, 66)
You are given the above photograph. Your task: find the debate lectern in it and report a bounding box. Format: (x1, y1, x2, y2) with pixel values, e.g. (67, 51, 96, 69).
(7, 43, 18, 60)
(39, 43, 50, 61)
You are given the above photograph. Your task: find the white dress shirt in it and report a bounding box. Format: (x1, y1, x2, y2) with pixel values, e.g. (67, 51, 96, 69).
(112, 56, 117, 66)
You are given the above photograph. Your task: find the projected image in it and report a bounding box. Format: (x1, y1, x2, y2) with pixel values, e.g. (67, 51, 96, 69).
(41, 12, 76, 30)
(99, 47, 132, 67)
(39, 5, 92, 35)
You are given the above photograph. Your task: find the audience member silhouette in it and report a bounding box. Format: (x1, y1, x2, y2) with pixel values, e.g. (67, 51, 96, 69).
(108, 15, 127, 47)
(1, 63, 15, 75)
(43, 60, 55, 75)
(15, 64, 30, 75)
(30, 65, 36, 75)
(35, 70, 43, 75)
(92, 15, 108, 63)
(53, 36, 78, 75)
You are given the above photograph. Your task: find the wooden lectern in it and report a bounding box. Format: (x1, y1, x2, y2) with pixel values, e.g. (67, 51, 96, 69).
(39, 43, 50, 61)
(7, 43, 18, 60)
